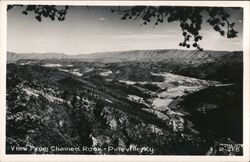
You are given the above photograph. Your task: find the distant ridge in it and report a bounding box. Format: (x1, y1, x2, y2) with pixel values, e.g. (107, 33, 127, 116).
(7, 49, 243, 63)
(7, 52, 68, 62)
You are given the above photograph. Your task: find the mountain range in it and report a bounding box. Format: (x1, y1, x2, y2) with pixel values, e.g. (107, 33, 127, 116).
(7, 49, 243, 63)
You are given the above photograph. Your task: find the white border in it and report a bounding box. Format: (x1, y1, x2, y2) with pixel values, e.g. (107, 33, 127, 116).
(0, 1, 249, 162)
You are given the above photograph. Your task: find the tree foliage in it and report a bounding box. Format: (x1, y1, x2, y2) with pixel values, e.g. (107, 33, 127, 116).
(111, 6, 239, 50)
(7, 5, 69, 21)
(7, 5, 239, 50)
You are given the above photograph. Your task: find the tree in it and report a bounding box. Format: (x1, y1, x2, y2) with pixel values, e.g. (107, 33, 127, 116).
(7, 5, 240, 50)
(93, 99, 104, 118)
(7, 5, 69, 21)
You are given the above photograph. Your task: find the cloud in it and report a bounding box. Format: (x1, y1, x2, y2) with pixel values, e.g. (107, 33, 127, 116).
(99, 17, 106, 21)
(165, 29, 179, 33)
(111, 33, 177, 39)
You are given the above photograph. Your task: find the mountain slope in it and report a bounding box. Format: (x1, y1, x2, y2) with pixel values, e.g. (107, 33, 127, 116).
(6, 63, 213, 155)
(77, 49, 242, 63)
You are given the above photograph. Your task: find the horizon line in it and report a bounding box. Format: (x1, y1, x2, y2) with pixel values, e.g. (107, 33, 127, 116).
(7, 48, 243, 56)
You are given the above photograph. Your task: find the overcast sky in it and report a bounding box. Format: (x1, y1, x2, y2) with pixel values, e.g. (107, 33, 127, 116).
(7, 6, 243, 55)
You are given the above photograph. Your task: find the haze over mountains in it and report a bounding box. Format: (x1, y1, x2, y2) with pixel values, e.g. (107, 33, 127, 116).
(7, 49, 243, 63)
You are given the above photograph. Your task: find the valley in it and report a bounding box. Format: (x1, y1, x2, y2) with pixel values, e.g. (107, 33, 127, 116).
(6, 49, 243, 155)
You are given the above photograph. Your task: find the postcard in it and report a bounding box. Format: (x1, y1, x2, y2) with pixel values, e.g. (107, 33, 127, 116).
(0, 1, 249, 161)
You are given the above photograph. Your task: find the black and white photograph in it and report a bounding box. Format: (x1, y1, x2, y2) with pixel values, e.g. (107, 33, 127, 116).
(0, 1, 250, 161)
